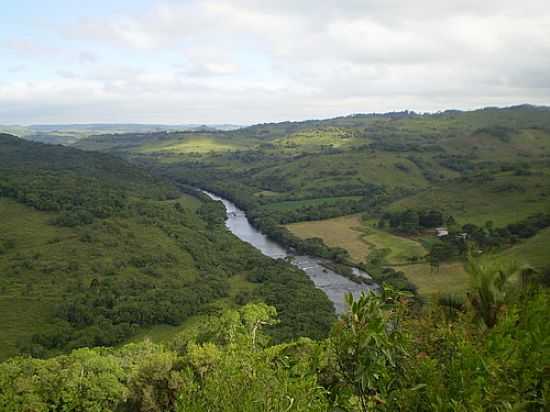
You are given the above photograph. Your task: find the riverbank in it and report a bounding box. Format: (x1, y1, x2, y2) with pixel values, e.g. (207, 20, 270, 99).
(202, 190, 376, 313)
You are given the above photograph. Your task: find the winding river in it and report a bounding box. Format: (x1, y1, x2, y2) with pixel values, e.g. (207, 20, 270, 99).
(203, 191, 377, 314)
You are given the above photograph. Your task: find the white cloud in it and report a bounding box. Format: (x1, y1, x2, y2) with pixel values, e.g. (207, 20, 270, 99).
(78, 51, 99, 64)
(1, 0, 549, 123)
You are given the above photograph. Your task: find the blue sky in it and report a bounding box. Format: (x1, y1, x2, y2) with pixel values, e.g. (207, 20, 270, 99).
(1, 0, 549, 124)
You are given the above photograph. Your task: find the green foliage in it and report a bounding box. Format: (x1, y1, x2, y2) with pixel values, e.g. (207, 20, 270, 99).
(465, 258, 518, 328)
(3, 105, 550, 409)
(3, 285, 547, 411)
(0, 135, 336, 359)
(0, 304, 331, 412)
(79, 106, 550, 298)
(328, 287, 411, 411)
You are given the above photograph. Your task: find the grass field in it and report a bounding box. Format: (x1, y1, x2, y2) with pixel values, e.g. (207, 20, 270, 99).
(493, 227, 550, 269)
(389, 171, 550, 226)
(360, 221, 428, 264)
(286, 215, 427, 265)
(286, 215, 371, 262)
(395, 262, 470, 297)
(273, 128, 361, 151)
(285, 213, 472, 297)
(139, 135, 240, 154)
(286, 215, 427, 264)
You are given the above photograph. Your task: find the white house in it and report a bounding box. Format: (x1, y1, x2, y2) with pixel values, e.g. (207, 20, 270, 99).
(435, 227, 449, 237)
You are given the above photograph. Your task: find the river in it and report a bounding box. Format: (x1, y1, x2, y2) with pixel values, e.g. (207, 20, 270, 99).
(202, 191, 377, 314)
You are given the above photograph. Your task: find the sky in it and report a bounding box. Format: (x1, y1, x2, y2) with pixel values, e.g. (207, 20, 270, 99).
(1, 0, 549, 124)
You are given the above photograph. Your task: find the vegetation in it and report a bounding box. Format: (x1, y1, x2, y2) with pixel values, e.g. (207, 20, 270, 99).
(0, 134, 335, 360)
(2, 105, 550, 409)
(73, 106, 550, 296)
(1, 277, 548, 411)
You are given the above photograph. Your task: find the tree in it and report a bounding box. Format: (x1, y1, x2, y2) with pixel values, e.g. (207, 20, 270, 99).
(465, 258, 517, 328)
(400, 210, 419, 234)
(446, 215, 457, 228)
(419, 210, 444, 228)
(330, 288, 410, 411)
(429, 242, 457, 271)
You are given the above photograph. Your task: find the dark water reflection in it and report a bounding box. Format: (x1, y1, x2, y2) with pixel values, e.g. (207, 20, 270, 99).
(203, 191, 376, 314)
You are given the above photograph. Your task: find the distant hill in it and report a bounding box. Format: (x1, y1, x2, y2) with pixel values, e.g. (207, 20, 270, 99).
(0, 123, 242, 145)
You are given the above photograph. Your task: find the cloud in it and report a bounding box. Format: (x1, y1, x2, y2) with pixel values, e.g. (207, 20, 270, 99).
(8, 64, 26, 73)
(56, 70, 79, 79)
(1, 0, 549, 123)
(3, 38, 62, 59)
(78, 51, 99, 64)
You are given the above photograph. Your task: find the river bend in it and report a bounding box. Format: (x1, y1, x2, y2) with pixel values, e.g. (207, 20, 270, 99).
(203, 191, 376, 314)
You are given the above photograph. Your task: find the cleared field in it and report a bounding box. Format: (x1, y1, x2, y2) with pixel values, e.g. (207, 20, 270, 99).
(274, 128, 361, 150)
(286, 215, 427, 264)
(493, 227, 550, 269)
(361, 223, 428, 264)
(396, 262, 470, 297)
(286, 215, 370, 262)
(139, 136, 239, 154)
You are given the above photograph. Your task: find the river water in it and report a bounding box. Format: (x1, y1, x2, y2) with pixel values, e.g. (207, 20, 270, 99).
(203, 191, 376, 314)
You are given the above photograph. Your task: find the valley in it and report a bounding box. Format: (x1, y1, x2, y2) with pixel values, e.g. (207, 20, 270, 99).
(1, 106, 549, 411)
(75, 105, 550, 299)
(2, 0, 549, 408)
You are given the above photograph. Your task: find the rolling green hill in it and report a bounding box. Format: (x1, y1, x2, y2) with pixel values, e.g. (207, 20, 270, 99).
(73, 105, 550, 296)
(0, 134, 334, 360)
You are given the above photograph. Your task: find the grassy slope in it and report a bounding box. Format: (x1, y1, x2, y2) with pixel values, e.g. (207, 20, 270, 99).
(0, 196, 203, 359)
(493, 227, 550, 269)
(0, 135, 234, 359)
(265, 196, 363, 212)
(391, 262, 469, 297)
(389, 171, 550, 226)
(286, 215, 427, 265)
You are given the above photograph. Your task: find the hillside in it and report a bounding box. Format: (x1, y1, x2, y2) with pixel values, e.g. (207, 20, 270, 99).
(0, 124, 241, 145)
(74, 105, 550, 297)
(0, 134, 334, 360)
